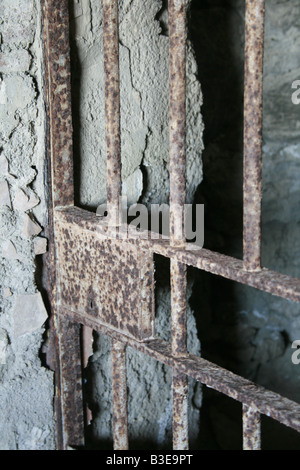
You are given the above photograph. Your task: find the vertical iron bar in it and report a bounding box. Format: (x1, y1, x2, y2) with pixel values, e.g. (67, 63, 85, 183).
(103, 1, 128, 449)
(44, 0, 74, 208)
(243, 404, 261, 450)
(243, 0, 265, 272)
(169, 0, 187, 246)
(43, 0, 79, 450)
(169, 0, 189, 451)
(171, 259, 187, 357)
(111, 340, 129, 450)
(172, 371, 189, 450)
(103, 0, 122, 225)
(58, 318, 85, 449)
(171, 260, 189, 450)
(103, 0, 128, 450)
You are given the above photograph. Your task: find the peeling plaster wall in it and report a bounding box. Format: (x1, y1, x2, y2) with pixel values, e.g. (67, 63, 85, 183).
(0, 0, 55, 450)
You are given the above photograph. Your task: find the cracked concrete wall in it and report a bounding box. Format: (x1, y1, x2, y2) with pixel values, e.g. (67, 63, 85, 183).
(70, 0, 204, 449)
(0, 0, 55, 450)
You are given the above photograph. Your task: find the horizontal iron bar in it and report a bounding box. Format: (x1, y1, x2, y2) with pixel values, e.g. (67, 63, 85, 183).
(55, 206, 300, 304)
(61, 307, 300, 435)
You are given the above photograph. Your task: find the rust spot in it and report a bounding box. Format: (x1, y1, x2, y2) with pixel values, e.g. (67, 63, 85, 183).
(55, 208, 155, 342)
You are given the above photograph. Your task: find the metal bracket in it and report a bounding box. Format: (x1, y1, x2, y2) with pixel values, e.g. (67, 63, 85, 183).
(55, 207, 155, 341)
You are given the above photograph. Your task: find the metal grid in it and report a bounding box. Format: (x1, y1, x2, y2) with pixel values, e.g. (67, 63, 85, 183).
(42, 0, 300, 451)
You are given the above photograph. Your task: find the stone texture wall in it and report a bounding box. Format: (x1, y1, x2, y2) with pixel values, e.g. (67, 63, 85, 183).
(0, 0, 55, 450)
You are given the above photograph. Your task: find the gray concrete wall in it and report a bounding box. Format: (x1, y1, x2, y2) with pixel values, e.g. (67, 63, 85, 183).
(0, 0, 55, 450)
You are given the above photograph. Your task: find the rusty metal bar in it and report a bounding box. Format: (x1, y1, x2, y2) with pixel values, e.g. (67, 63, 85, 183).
(58, 318, 85, 449)
(62, 309, 300, 436)
(43, 0, 79, 450)
(56, 207, 300, 304)
(169, 0, 189, 450)
(169, 0, 187, 246)
(243, 404, 261, 450)
(43, 0, 74, 208)
(111, 340, 129, 450)
(103, 0, 122, 224)
(172, 371, 189, 450)
(171, 260, 189, 450)
(243, 0, 265, 272)
(102, 0, 129, 450)
(171, 260, 187, 357)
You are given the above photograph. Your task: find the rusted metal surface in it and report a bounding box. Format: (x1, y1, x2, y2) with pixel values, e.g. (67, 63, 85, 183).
(103, 0, 122, 224)
(243, 404, 261, 450)
(55, 211, 155, 341)
(43, 0, 74, 208)
(169, 0, 187, 246)
(58, 318, 85, 448)
(42, 0, 77, 450)
(243, 0, 265, 272)
(166, 246, 300, 304)
(43, 0, 300, 452)
(169, 1, 189, 450)
(53, 204, 300, 448)
(171, 261, 189, 449)
(56, 206, 300, 304)
(60, 311, 300, 436)
(171, 260, 187, 357)
(172, 371, 189, 450)
(112, 341, 129, 450)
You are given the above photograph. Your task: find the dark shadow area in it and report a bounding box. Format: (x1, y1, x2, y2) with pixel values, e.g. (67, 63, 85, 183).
(190, 0, 244, 259)
(261, 416, 300, 451)
(155, 0, 169, 37)
(198, 389, 242, 450)
(198, 388, 300, 450)
(34, 251, 51, 369)
(188, 0, 245, 450)
(189, 0, 300, 450)
(190, 268, 300, 449)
